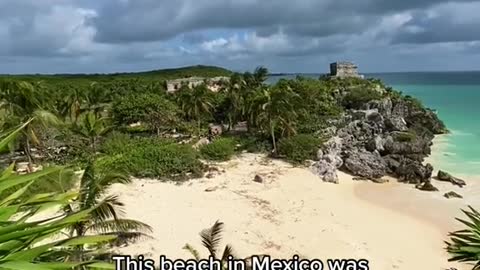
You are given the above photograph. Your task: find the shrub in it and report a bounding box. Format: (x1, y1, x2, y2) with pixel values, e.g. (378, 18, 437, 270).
(101, 131, 133, 154)
(343, 88, 383, 109)
(394, 131, 416, 142)
(112, 93, 180, 134)
(99, 136, 203, 179)
(200, 138, 236, 161)
(277, 134, 322, 164)
(234, 135, 273, 153)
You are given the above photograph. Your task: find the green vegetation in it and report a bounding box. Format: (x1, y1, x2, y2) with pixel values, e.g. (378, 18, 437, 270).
(176, 84, 216, 134)
(278, 134, 322, 164)
(65, 160, 152, 243)
(232, 135, 273, 153)
(0, 64, 445, 267)
(100, 135, 203, 179)
(0, 65, 390, 171)
(0, 123, 122, 269)
(394, 131, 417, 142)
(342, 87, 383, 109)
(446, 206, 480, 269)
(112, 93, 180, 135)
(183, 221, 234, 265)
(200, 138, 236, 161)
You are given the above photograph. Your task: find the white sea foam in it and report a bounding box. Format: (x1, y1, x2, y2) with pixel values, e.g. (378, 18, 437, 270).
(449, 129, 476, 137)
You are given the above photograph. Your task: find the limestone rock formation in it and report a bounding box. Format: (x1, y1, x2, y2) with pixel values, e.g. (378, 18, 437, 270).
(437, 170, 466, 187)
(311, 72, 446, 186)
(343, 149, 388, 179)
(417, 180, 439, 192)
(311, 137, 343, 183)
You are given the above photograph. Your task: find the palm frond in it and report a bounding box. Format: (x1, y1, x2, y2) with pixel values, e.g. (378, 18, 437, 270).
(33, 109, 62, 127)
(102, 231, 152, 246)
(183, 244, 201, 260)
(86, 219, 152, 235)
(446, 206, 480, 266)
(221, 245, 235, 262)
(90, 195, 125, 222)
(200, 220, 224, 259)
(96, 172, 130, 194)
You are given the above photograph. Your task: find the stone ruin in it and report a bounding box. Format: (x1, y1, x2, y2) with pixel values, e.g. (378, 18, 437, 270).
(166, 76, 230, 93)
(329, 62, 364, 79)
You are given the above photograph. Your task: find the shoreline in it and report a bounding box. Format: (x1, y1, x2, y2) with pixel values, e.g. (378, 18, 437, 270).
(356, 133, 480, 234)
(110, 153, 471, 270)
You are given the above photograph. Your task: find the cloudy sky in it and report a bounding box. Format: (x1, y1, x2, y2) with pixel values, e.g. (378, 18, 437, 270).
(1, 0, 480, 74)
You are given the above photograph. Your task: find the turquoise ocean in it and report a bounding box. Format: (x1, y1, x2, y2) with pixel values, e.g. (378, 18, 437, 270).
(268, 72, 480, 176)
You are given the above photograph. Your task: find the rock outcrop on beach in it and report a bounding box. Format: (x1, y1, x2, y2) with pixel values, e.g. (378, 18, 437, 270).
(444, 191, 463, 199)
(312, 80, 447, 186)
(437, 170, 466, 187)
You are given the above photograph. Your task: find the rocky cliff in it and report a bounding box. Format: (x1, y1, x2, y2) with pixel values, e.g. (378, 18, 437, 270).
(312, 80, 447, 188)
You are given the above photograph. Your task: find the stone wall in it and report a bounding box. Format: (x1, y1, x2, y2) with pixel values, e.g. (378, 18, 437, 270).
(166, 76, 229, 93)
(330, 62, 363, 78)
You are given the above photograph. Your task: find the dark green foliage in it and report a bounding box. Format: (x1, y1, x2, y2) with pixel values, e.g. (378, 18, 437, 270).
(282, 77, 342, 134)
(248, 82, 301, 153)
(200, 138, 236, 161)
(342, 88, 383, 109)
(232, 135, 273, 153)
(100, 131, 132, 154)
(174, 84, 215, 133)
(1, 65, 231, 81)
(394, 131, 417, 142)
(446, 206, 480, 269)
(404, 95, 424, 110)
(100, 135, 204, 179)
(112, 93, 180, 134)
(277, 134, 322, 164)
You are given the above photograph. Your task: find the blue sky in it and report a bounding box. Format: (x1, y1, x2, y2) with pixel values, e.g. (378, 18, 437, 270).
(1, 0, 480, 74)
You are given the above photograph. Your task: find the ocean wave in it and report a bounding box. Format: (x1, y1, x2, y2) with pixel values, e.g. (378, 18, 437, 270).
(449, 129, 476, 136)
(467, 160, 480, 165)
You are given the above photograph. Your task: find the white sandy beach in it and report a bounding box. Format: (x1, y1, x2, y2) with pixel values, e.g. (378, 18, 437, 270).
(109, 152, 479, 270)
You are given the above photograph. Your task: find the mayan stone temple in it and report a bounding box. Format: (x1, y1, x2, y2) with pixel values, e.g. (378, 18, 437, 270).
(329, 62, 364, 79)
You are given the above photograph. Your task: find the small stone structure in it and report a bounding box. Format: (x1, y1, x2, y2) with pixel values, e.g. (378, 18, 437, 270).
(329, 62, 364, 79)
(166, 76, 230, 93)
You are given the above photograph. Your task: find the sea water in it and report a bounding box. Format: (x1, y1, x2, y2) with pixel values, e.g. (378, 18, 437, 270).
(268, 72, 480, 176)
(374, 72, 480, 176)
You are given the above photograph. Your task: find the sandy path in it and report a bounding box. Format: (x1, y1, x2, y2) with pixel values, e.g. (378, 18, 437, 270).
(110, 153, 469, 270)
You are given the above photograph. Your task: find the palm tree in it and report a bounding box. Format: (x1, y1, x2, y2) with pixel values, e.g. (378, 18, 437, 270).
(183, 221, 234, 267)
(0, 121, 120, 269)
(175, 84, 215, 134)
(222, 73, 245, 130)
(0, 80, 61, 169)
(252, 66, 269, 87)
(71, 111, 112, 154)
(65, 161, 151, 254)
(242, 66, 269, 89)
(248, 85, 300, 153)
(184, 221, 266, 270)
(446, 206, 480, 269)
(85, 83, 111, 116)
(59, 87, 86, 124)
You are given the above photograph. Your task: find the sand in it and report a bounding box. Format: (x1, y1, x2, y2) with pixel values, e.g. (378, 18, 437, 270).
(109, 153, 475, 270)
